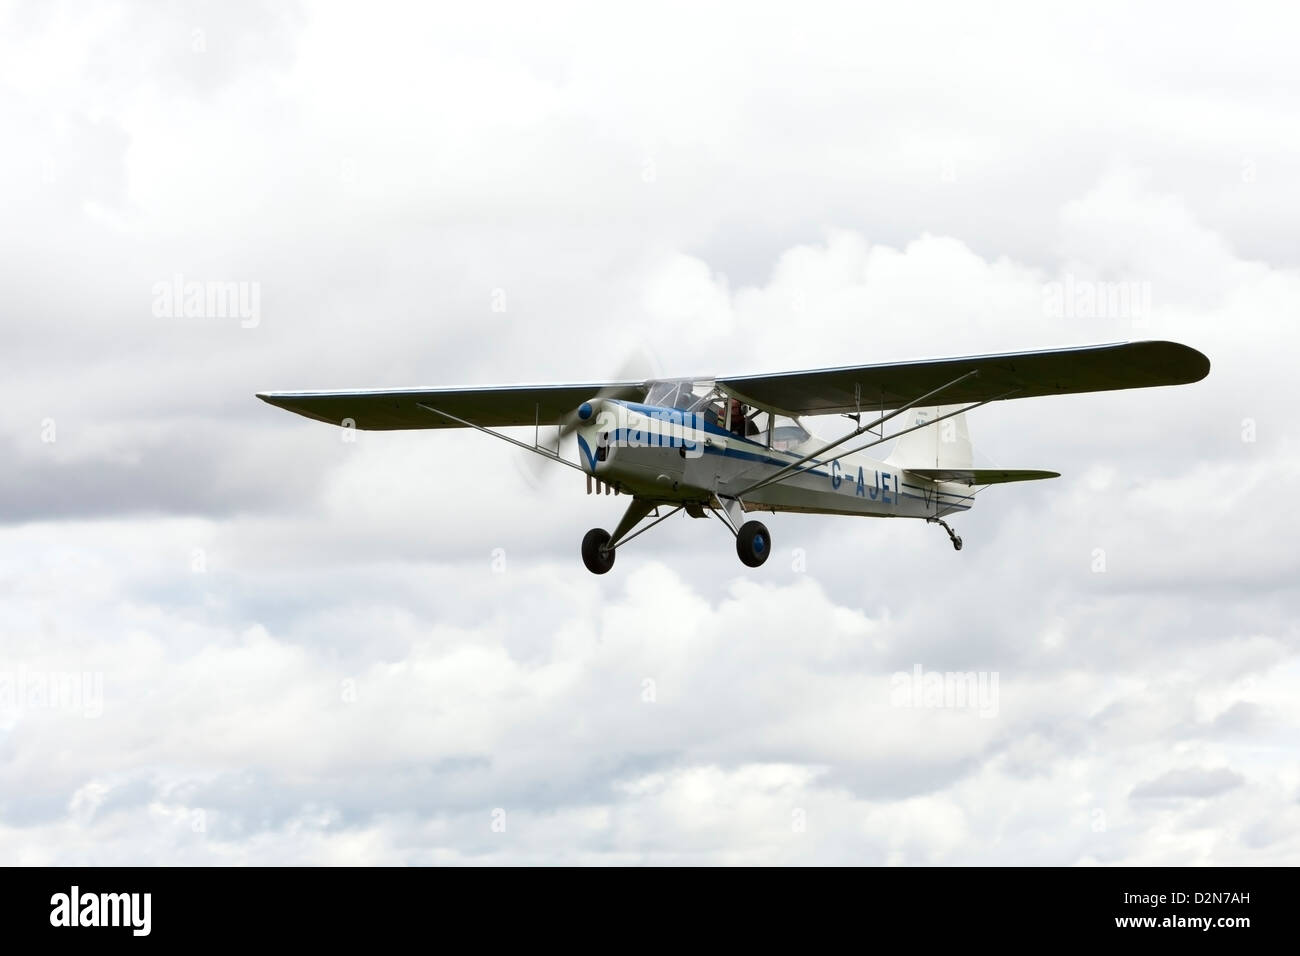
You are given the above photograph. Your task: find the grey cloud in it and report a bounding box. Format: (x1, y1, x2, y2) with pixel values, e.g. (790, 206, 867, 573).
(1131, 767, 1246, 800)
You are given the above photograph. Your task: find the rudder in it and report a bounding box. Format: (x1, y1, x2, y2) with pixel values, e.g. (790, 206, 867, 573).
(884, 406, 973, 470)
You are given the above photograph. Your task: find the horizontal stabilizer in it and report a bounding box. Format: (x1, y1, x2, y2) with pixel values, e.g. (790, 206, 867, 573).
(905, 468, 1060, 486)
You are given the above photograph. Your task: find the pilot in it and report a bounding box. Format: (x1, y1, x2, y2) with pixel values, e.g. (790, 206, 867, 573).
(728, 399, 748, 437)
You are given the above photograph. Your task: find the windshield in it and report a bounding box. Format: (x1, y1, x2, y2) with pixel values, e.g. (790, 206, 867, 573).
(645, 380, 714, 411)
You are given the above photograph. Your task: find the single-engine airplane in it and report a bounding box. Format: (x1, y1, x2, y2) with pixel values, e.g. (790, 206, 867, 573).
(258, 340, 1209, 573)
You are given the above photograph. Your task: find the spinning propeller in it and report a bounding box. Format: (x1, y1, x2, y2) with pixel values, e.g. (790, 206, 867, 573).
(513, 345, 661, 484)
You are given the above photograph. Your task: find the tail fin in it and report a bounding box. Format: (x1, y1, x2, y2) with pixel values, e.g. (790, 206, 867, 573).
(884, 406, 973, 470)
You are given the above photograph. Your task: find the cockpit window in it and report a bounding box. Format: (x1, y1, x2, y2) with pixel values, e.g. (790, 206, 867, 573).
(752, 416, 810, 451)
(645, 381, 678, 406)
(645, 381, 701, 410)
(646, 381, 721, 412)
(771, 424, 810, 449)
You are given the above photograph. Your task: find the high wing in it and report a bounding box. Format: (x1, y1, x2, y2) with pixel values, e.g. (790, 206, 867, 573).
(904, 468, 1060, 486)
(257, 340, 1208, 430)
(717, 340, 1209, 417)
(257, 382, 647, 430)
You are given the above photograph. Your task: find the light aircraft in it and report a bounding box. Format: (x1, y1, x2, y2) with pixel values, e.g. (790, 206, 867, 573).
(258, 340, 1209, 574)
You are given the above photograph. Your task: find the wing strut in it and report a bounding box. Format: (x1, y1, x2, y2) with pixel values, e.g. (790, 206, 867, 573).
(807, 389, 1020, 472)
(416, 403, 585, 473)
(736, 389, 1020, 497)
(729, 369, 984, 498)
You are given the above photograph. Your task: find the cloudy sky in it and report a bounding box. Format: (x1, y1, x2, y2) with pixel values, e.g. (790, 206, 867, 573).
(2, 0, 1297, 864)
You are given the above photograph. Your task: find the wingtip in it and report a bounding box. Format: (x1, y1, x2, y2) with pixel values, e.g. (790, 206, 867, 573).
(1132, 340, 1211, 384)
(1189, 346, 1212, 382)
(1169, 341, 1212, 383)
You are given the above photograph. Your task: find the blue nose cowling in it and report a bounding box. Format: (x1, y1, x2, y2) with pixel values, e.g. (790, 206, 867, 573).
(577, 402, 594, 421)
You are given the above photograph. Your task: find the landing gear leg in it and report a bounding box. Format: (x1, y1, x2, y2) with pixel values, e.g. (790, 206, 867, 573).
(581, 498, 683, 574)
(928, 517, 963, 551)
(712, 496, 771, 568)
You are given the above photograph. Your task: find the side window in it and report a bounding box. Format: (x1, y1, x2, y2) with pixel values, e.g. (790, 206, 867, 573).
(770, 418, 810, 451)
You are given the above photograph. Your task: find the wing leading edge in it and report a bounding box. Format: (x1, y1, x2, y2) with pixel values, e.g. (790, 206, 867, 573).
(717, 340, 1209, 417)
(256, 382, 648, 430)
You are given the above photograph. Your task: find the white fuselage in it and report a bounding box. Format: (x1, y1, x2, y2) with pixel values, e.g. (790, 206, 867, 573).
(575, 399, 972, 520)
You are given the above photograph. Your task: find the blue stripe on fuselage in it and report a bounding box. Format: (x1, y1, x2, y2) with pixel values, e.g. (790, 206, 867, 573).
(604, 400, 977, 504)
(610, 400, 829, 477)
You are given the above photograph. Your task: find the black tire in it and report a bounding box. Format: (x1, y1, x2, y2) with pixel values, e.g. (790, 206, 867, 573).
(953, 536, 963, 551)
(736, 520, 771, 568)
(581, 528, 615, 574)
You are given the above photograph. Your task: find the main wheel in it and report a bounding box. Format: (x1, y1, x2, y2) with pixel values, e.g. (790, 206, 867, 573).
(581, 528, 615, 574)
(735, 520, 771, 568)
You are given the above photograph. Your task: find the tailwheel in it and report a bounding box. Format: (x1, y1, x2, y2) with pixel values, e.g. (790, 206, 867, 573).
(736, 520, 771, 568)
(928, 517, 963, 551)
(581, 528, 615, 574)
